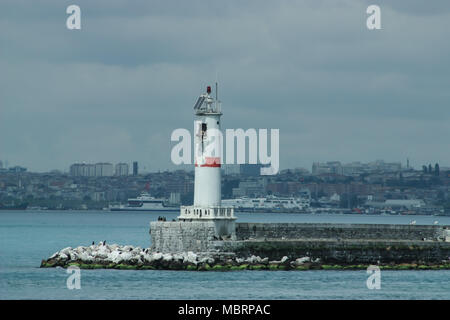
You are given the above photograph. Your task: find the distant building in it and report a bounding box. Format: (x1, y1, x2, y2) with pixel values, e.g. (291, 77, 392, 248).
(313, 160, 402, 176)
(312, 162, 342, 175)
(240, 164, 263, 176)
(169, 192, 181, 205)
(8, 166, 27, 173)
(70, 162, 113, 177)
(232, 180, 266, 197)
(133, 162, 138, 176)
(95, 163, 113, 177)
(223, 164, 241, 175)
(365, 199, 425, 209)
(384, 199, 425, 209)
(223, 164, 267, 176)
(115, 163, 129, 176)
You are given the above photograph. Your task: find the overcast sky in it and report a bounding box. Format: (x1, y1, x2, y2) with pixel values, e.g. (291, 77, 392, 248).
(0, 0, 449, 173)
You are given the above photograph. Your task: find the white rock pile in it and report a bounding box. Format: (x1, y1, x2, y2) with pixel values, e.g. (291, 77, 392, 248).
(41, 242, 319, 270)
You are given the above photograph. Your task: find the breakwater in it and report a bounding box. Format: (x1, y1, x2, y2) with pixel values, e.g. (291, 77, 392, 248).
(41, 222, 450, 270)
(40, 241, 450, 271)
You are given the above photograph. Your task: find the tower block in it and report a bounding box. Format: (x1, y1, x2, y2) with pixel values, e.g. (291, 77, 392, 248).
(178, 85, 236, 238)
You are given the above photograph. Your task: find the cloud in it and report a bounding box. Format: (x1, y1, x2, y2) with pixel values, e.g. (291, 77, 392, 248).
(0, 0, 449, 171)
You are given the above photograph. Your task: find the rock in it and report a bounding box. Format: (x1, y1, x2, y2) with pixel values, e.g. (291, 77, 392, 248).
(132, 247, 142, 254)
(152, 252, 163, 261)
(184, 251, 198, 265)
(49, 252, 59, 259)
(107, 250, 123, 263)
(173, 253, 184, 262)
(68, 252, 79, 261)
(78, 252, 93, 262)
(245, 255, 261, 264)
(142, 253, 153, 263)
(60, 247, 72, 255)
(119, 251, 133, 262)
(236, 257, 244, 264)
(97, 245, 110, 254)
(199, 257, 210, 264)
(281, 256, 289, 263)
(58, 253, 68, 261)
(294, 257, 310, 265)
(162, 253, 173, 262)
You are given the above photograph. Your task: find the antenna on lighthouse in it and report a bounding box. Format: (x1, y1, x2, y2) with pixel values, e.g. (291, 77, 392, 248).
(215, 82, 218, 101)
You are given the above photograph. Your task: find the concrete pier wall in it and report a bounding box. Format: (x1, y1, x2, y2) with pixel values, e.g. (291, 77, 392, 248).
(150, 221, 236, 253)
(150, 221, 217, 253)
(150, 221, 450, 263)
(235, 223, 447, 241)
(219, 239, 450, 263)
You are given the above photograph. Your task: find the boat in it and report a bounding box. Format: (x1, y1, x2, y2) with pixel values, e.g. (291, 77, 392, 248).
(109, 192, 179, 212)
(221, 195, 310, 213)
(0, 202, 28, 210)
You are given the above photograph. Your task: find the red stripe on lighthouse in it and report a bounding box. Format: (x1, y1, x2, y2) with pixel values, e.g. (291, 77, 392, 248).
(195, 157, 221, 167)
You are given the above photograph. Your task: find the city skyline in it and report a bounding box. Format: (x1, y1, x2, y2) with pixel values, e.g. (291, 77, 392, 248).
(1, 1, 449, 172)
(1, 158, 448, 175)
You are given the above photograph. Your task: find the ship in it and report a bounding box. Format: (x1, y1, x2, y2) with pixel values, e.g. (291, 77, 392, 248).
(109, 193, 179, 212)
(0, 201, 28, 210)
(221, 195, 310, 213)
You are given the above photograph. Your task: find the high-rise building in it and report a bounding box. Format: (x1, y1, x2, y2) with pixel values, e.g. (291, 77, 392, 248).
(95, 163, 114, 177)
(240, 164, 263, 176)
(70, 162, 113, 177)
(115, 163, 129, 176)
(312, 162, 342, 175)
(133, 162, 138, 176)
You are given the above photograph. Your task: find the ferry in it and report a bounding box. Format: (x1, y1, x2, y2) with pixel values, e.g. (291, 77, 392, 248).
(221, 195, 310, 213)
(109, 193, 179, 212)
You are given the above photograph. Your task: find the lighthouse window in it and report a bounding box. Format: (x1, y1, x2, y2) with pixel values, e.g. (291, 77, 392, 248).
(201, 123, 207, 132)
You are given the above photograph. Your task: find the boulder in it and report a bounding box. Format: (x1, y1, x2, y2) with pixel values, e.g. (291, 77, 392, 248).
(294, 257, 310, 265)
(60, 247, 72, 255)
(152, 252, 163, 261)
(162, 253, 173, 262)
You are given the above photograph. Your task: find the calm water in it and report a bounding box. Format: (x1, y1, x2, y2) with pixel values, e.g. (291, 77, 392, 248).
(1, 210, 450, 300)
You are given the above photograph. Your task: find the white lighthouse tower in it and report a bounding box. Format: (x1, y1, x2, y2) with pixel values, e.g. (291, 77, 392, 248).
(178, 85, 236, 238)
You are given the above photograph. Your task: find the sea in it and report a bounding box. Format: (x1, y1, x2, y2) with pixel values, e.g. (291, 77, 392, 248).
(1, 210, 450, 300)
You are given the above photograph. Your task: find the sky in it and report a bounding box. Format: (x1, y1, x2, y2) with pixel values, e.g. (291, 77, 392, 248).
(0, 0, 449, 173)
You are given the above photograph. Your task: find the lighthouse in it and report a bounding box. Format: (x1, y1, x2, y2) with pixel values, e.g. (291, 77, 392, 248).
(178, 85, 236, 238)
